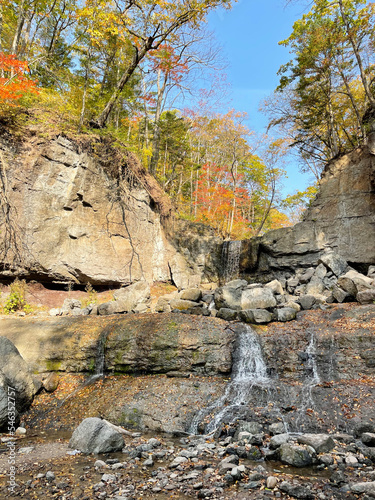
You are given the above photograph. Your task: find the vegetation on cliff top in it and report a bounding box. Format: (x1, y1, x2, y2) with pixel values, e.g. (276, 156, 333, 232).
(2, 1, 373, 238)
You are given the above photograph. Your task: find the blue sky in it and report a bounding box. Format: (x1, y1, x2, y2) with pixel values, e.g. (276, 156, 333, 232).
(207, 0, 313, 196)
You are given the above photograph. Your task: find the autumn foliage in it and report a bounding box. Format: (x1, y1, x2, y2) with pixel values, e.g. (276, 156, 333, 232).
(0, 53, 38, 105)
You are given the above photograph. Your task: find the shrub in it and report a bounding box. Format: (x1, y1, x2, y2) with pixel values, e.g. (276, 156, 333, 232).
(3, 278, 32, 314)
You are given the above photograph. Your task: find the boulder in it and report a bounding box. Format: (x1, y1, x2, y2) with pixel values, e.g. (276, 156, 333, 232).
(341, 270, 373, 291)
(278, 443, 315, 467)
(269, 422, 286, 435)
(214, 283, 244, 310)
(357, 289, 375, 305)
(306, 277, 325, 295)
(236, 421, 263, 435)
(0, 337, 35, 431)
(239, 309, 272, 324)
(98, 301, 120, 316)
(283, 301, 301, 312)
(154, 297, 172, 313)
(332, 285, 349, 303)
(353, 421, 375, 438)
(170, 299, 200, 311)
(113, 281, 150, 312)
(217, 308, 238, 321)
(350, 482, 375, 495)
(265, 280, 284, 295)
(368, 265, 375, 279)
(319, 253, 348, 277)
(297, 434, 335, 454)
(361, 432, 375, 447)
(42, 372, 60, 392)
(240, 287, 276, 310)
(299, 295, 316, 310)
(179, 288, 202, 302)
(299, 268, 315, 284)
(276, 307, 297, 322)
(279, 482, 315, 500)
(69, 417, 124, 454)
(61, 298, 82, 315)
(269, 433, 290, 450)
(337, 276, 358, 297)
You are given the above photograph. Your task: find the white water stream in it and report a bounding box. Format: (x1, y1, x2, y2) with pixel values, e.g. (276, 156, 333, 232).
(189, 325, 271, 434)
(221, 240, 242, 282)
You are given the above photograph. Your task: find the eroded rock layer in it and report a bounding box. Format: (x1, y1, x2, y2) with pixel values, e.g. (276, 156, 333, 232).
(0, 133, 221, 287)
(240, 146, 375, 280)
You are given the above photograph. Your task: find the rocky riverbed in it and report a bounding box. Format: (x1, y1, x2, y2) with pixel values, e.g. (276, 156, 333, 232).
(0, 304, 374, 498)
(1, 423, 375, 499)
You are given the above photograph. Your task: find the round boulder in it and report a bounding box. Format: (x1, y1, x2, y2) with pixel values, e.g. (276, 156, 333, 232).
(69, 417, 125, 454)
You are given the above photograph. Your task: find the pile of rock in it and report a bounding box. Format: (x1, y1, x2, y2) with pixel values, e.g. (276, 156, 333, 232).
(66, 416, 375, 499)
(49, 281, 151, 317)
(49, 252, 375, 325)
(156, 252, 375, 325)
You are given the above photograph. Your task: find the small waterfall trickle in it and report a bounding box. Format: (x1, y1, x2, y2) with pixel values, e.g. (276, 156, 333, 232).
(221, 240, 242, 282)
(294, 333, 320, 431)
(189, 325, 270, 434)
(88, 330, 109, 383)
(58, 330, 109, 408)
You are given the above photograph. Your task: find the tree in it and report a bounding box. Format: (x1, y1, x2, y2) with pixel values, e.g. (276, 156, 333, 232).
(80, 0, 235, 128)
(266, 0, 375, 174)
(0, 52, 37, 104)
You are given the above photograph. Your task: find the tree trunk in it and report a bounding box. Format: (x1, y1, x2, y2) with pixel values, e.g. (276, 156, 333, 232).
(90, 44, 147, 129)
(11, 0, 27, 55)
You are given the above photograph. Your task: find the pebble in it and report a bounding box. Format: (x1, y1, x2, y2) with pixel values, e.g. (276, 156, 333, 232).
(267, 476, 278, 489)
(101, 473, 117, 483)
(45, 471, 55, 481)
(95, 460, 108, 468)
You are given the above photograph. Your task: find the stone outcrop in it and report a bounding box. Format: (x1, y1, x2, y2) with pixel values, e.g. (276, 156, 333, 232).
(0, 336, 36, 430)
(0, 133, 222, 287)
(3, 304, 375, 434)
(0, 314, 235, 375)
(239, 145, 375, 280)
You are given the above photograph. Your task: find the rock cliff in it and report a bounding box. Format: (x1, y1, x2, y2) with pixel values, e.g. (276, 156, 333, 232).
(2, 305, 375, 434)
(0, 132, 222, 287)
(240, 145, 375, 280)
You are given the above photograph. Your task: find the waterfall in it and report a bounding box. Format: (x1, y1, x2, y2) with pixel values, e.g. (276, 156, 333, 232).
(58, 330, 109, 408)
(90, 330, 109, 382)
(221, 240, 242, 282)
(294, 333, 320, 431)
(189, 325, 270, 434)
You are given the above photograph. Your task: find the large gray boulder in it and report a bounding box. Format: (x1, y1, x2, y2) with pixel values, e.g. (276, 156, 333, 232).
(239, 309, 272, 324)
(278, 443, 315, 467)
(0, 337, 35, 431)
(69, 418, 125, 454)
(214, 280, 247, 310)
(240, 287, 276, 310)
(297, 434, 335, 454)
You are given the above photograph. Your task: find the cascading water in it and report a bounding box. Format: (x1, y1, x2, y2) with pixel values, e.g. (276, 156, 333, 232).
(221, 240, 242, 282)
(88, 330, 109, 382)
(189, 325, 271, 434)
(294, 333, 320, 431)
(58, 330, 109, 407)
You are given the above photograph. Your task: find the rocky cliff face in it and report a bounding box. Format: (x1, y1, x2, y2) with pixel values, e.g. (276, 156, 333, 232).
(240, 146, 375, 280)
(0, 132, 222, 287)
(2, 305, 375, 433)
